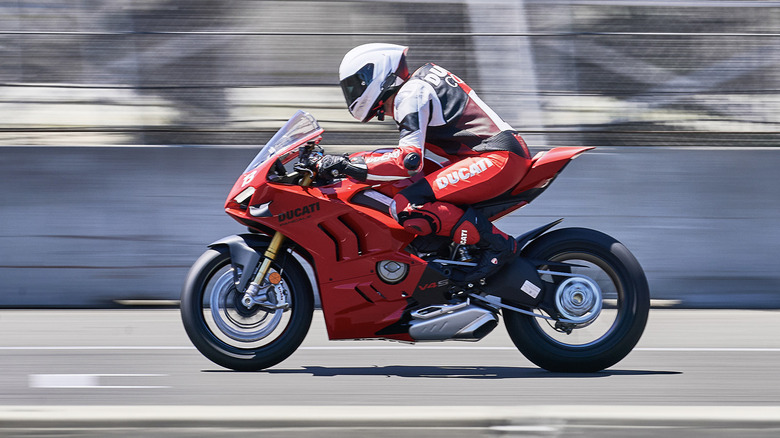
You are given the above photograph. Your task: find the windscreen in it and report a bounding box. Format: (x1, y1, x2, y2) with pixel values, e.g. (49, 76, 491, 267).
(243, 110, 323, 173)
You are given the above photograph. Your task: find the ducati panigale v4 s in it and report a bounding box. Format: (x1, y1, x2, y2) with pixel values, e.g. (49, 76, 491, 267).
(181, 111, 650, 373)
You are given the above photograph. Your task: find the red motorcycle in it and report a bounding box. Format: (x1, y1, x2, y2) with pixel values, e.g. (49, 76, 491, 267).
(181, 111, 649, 373)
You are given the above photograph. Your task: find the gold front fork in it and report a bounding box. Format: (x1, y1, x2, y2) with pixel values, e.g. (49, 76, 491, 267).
(251, 231, 286, 285)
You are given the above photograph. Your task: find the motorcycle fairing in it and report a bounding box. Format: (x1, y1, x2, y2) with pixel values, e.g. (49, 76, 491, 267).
(512, 147, 594, 196)
(228, 176, 424, 340)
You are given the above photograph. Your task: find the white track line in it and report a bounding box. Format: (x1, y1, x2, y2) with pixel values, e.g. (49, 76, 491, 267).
(3, 405, 780, 425)
(3, 346, 780, 352)
(29, 374, 169, 389)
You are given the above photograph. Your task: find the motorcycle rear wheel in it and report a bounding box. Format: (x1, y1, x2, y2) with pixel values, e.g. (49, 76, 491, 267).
(505, 227, 649, 372)
(180, 246, 313, 371)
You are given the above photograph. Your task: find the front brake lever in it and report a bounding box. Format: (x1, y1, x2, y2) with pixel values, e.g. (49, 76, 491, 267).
(294, 164, 315, 179)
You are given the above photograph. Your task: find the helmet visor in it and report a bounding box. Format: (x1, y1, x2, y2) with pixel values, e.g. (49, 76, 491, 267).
(340, 63, 374, 109)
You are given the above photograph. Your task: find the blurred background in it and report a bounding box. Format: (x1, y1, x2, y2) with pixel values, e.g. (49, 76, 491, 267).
(1, 0, 779, 308)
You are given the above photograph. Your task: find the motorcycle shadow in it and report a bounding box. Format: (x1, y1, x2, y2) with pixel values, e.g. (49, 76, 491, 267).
(260, 366, 681, 379)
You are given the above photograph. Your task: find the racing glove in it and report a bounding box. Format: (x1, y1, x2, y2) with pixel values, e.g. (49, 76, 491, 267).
(315, 154, 368, 182)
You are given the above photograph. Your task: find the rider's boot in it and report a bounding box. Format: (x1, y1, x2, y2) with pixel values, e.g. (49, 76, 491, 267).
(449, 207, 518, 284)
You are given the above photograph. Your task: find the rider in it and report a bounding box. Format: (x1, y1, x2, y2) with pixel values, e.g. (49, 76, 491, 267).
(317, 43, 532, 283)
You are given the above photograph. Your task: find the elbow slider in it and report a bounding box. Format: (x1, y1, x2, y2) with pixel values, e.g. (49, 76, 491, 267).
(403, 152, 421, 171)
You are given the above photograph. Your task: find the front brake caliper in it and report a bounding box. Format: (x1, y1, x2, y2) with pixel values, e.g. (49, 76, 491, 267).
(241, 276, 289, 310)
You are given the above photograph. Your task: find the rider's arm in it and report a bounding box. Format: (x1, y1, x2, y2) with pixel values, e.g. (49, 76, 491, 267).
(357, 80, 434, 182)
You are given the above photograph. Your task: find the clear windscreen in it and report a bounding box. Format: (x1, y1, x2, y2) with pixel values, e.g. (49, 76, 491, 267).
(243, 110, 323, 173)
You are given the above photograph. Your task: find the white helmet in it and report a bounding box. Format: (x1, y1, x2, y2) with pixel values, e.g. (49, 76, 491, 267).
(339, 43, 410, 122)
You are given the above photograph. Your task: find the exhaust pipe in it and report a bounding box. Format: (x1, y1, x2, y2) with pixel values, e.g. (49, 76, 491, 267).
(409, 302, 498, 341)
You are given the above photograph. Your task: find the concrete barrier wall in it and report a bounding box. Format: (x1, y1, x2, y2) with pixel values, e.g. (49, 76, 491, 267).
(2, 145, 779, 308)
(1, 1, 779, 307)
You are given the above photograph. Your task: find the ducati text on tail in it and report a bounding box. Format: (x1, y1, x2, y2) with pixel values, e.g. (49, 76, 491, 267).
(180, 111, 649, 373)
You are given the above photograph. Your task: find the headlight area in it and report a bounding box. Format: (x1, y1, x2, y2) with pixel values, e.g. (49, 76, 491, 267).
(233, 187, 256, 208)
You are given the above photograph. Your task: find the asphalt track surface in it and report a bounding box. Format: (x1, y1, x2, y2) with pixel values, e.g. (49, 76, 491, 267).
(1, 309, 780, 437)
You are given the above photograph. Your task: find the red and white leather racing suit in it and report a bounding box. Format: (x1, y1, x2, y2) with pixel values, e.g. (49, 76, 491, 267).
(355, 63, 531, 246)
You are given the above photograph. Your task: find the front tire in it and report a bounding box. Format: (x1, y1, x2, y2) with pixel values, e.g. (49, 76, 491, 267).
(180, 246, 314, 371)
(505, 228, 649, 372)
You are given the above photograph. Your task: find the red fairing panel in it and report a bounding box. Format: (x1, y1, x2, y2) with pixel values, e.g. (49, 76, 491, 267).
(227, 172, 424, 341)
(512, 147, 594, 195)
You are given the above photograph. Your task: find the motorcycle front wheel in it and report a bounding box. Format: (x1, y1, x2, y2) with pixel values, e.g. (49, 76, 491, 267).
(505, 227, 649, 373)
(180, 246, 313, 371)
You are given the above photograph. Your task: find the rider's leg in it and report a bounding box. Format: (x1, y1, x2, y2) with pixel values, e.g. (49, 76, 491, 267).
(390, 193, 463, 237)
(391, 193, 518, 283)
(449, 207, 518, 283)
(390, 151, 527, 282)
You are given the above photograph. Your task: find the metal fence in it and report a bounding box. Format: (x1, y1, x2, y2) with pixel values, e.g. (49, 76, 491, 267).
(1, 0, 778, 147)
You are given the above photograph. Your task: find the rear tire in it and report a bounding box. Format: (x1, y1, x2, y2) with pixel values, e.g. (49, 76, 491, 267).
(180, 246, 314, 371)
(505, 228, 649, 372)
